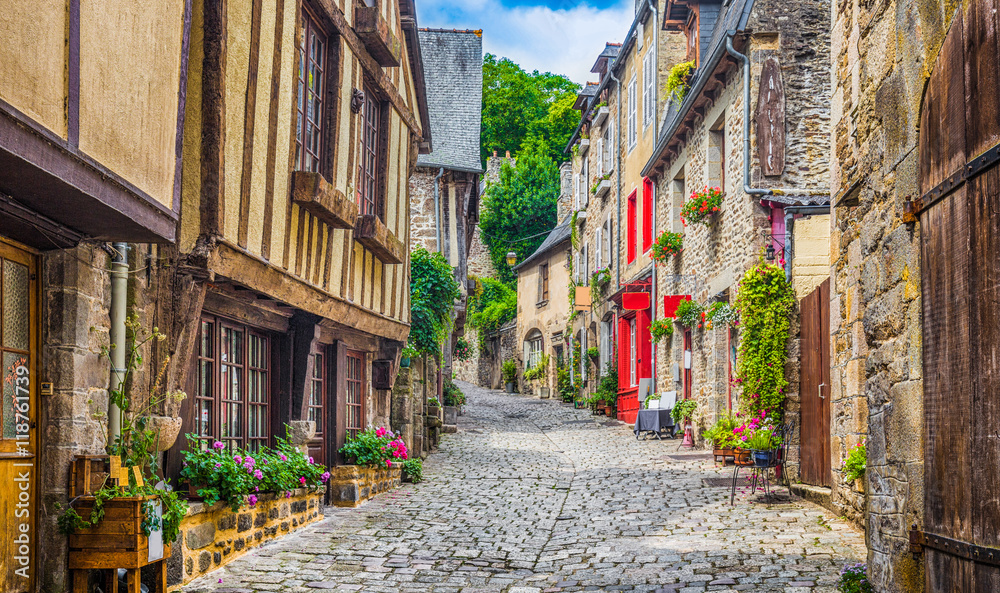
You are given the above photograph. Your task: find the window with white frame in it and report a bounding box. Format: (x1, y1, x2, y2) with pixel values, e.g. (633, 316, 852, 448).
(599, 320, 612, 377)
(603, 122, 614, 173)
(525, 330, 543, 370)
(573, 173, 579, 210)
(629, 318, 637, 386)
(643, 50, 655, 129)
(627, 76, 637, 151)
(605, 214, 613, 268)
(595, 225, 603, 270)
(580, 330, 587, 381)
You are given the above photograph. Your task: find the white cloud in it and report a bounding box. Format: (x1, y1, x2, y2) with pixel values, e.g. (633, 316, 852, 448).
(416, 1, 635, 86)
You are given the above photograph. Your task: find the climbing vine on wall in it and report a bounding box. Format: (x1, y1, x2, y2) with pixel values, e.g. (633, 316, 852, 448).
(733, 260, 796, 421)
(409, 248, 461, 355)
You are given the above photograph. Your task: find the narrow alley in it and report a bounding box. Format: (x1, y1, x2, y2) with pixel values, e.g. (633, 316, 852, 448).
(181, 383, 864, 593)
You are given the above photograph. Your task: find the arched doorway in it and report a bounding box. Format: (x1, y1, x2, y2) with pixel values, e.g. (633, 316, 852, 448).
(915, 2, 1000, 589)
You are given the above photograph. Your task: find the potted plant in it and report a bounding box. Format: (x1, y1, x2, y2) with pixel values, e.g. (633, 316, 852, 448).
(442, 379, 465, 424)
(664, 60, 695, 104)
(650, 319, 674, 343)
(427, 396, 441, 416)
(670, 399, 698, 439)
(703, 413, 740, 461)
(680, 186, 724, 227)
(651, 231, 684, 263)
(743, 425, 781, 467)
(704, 301, 738, 331)
(57, 315, 190, 586)
(843, 440, 867, 493)
(401, 458, 423, 483)
(502, 360, 518, 393)
(675, 299, 704, 329)
(400, 345, 417, 368)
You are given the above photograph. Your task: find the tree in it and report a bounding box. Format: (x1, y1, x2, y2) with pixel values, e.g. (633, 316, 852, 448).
(479, 145, 560, 284)
(481, 54, 580, 166)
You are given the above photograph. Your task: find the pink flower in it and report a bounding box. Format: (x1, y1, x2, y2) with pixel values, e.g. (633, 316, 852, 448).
(279, 454, 287, 461)
(376, 427, 388, 438)
(308, 457, 314, 464)
(214, 462, 222, 469)
(299, 477, 307, 485)
(254, 469, 263, 480)
(285, 491, 292, 498)
(213, 441, 225, 450)
(321, 472, 331, 483)
(248, 494, 258, 507)
(385, 459, 391, 468)
(234, 455, 242, 464)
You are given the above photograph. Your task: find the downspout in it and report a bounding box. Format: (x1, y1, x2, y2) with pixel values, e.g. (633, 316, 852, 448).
(108, 242, 129, 444)
(609, 68, 623, 290)
(433, 167, 445, 253)
(724, 35, 830, 199)
(647, 0, 658, 394)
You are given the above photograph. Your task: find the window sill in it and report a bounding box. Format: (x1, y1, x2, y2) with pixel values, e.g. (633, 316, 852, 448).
(354, 5, 402, 67)
(536, 299, 549, 309)
(292, 172, 358, 229)
(355, 214, 405, 264)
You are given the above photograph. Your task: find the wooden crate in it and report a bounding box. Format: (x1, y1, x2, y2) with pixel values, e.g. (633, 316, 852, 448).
(67, 497, 157, 569)
(69, 455, 111, 497)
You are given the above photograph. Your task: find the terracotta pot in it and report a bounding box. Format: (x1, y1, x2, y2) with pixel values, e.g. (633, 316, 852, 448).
(604, 405, 614, 416)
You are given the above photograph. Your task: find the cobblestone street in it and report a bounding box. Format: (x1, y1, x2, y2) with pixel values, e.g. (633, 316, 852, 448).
(181, 382, 865, 593)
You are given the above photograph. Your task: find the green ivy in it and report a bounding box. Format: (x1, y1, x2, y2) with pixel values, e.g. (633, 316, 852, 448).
(734, 260, 796, 421)
(468, 276, 516, 334)
(409, 248, 461, 355)
(664, 61, 695, 104)
(843, 441, 866, 482)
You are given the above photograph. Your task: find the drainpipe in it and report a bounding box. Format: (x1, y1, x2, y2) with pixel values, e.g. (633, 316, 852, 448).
(108, 242, 129, 445)
(609, 68, 623, 290)
(647, 0, 658, 395)
(724, 35, 830, 200)
(433, 168, 445, 253)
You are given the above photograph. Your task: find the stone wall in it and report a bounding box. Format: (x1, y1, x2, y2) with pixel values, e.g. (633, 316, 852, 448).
(326, 466, 402, 508)
(167, 489, 322, 589)
(830, 0, 947, 587)
(390, 356, 441, 459)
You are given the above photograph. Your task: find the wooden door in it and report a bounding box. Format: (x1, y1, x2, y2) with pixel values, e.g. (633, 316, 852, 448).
(917, 2, 1000, 590)
(799, 279, 830, 486)
(0, 241, 37, 593)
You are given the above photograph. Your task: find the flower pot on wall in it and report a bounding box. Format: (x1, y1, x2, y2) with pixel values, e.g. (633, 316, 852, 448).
(148, 415, 183, 451)
(505, 382, 515, 393)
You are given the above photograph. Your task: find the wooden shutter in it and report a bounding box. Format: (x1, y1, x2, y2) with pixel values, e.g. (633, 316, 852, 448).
(596, 138, 604, 177)
(915, 3, 1000, 590)
(596, 226, 603, 269)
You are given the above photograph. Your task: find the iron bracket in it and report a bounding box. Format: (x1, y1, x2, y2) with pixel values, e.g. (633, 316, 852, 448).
(909, 524, 1000, 568)
(918, 141, 1000, 215)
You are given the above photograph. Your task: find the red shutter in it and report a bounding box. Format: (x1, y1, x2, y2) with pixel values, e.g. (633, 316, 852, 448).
(627, 192, 637, 263)
(637, 307, 652, 380)
(617, 317, 630, 392)
(642, 178, 653, 251)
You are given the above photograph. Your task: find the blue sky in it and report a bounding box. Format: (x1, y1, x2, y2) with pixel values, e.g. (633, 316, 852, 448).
(415, 0, 635, 86)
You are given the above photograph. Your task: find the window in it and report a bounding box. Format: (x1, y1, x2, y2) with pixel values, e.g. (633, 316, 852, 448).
(538, 263, 549, 303)
(627, 76, 637, 151)
(708, 117, 725, 192)
(196, 316, 272, 451)
(345, 350, 365, 439)
(582, 242, 589, 281)
(602, 123, 613, 173)
(358, 85, 383, 217)
(642, 178, 653, 252)
(627, 191, 637, 263)
(595, 225, 603, 270)
(525, 331, 543, 370)
(573, 173, 579, 210)
(307, 352, 325, 442)
(604, 214, 613, 269)
(295, 11, 327, 173)
(629, 319, 637, 386)
(684, 8, 700, 65)
(643, 50, 655, 129)
(599, 319, 612, 377)
(581, 156, 588, 203)
(579, 330, 587, 381)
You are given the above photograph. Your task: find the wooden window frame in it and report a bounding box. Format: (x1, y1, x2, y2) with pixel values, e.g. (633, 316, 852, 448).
(538, 262, 549, 303)
(195, 314, 274, 452)
(357, 82, 388, 220)
(627, 75, 637, 151)
(684, 7, 700, 66)
(306, 350, 327, 464)
(345, 349, 365, 439)
(295, 7, 337, 175)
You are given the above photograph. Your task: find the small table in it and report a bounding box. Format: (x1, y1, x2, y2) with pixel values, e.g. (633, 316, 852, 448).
(634, 408, 675, 440)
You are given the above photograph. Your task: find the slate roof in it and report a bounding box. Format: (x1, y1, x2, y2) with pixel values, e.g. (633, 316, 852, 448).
(512, 214, 573, 271)
(590, 43, 622, 73)
(415, 29, 484, 173)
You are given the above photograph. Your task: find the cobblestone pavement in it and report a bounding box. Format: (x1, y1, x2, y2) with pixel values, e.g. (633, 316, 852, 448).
(182, 381, 865, 593)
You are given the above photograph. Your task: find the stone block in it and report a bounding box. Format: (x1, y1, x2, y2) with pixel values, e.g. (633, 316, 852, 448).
(218, 514, 237, 531)
(166, 542, 184, 585)
(199, 551, 211, 572)
(255, 512, 266, 527)
(234, 537, 245, 551)
(185, 521, 216, 550)
(237, 513, 252, 532)
(185, 556, 193, 576)
(886, 381, 921, 463)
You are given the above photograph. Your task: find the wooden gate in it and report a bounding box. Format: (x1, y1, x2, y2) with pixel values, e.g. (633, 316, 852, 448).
(914, 2, 1000, 590)
(799, 279, 830, 486)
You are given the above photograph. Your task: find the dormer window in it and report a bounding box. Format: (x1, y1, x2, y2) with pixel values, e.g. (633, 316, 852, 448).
(684, 8, 700, 65)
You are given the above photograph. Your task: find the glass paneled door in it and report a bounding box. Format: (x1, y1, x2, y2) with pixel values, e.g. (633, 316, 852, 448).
(0, 241, 36, 593)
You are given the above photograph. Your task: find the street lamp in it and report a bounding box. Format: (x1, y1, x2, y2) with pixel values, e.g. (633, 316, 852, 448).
(506, 251, 518, 267)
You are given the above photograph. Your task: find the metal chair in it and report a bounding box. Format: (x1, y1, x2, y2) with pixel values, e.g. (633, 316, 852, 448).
(730, 421, 794, 505)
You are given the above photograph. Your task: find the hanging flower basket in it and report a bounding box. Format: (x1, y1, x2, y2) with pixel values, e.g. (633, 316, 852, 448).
(680, 186, 724, 227)
(651, 231, 683, 262)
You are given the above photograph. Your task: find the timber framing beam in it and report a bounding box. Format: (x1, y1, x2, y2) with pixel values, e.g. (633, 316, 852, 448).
(208, 240, 410, 343)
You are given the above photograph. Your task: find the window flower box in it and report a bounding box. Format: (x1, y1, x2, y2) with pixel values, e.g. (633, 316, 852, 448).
(593, 178, 612, 200)
(593, 106, 610, 127)
(355, 214, 405, 264)
(292, 172, 359, 229)
(579, 138, 590, 156)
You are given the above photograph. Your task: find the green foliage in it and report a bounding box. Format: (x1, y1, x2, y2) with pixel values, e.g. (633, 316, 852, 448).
(843, 441, 867, 482)
(651, 231, 684, 262)
(743, 425, 781, 450)
(734, 260, 796, 420)
(480, 147, 560, 283)
(468, 276, 517, 333)
(593, 359, 619, 410)
(702, 413, 741, 448)
(650, 319, 674, 343)
(428, 396, 441, 408)
(590, 173, 611, 195)
(671, 399, 698, 425)
(586, 347, 600, 360)
(705, 302, 737, 329)
(482, 54, 580, 166)
(589, 267, 611, 305)
(680, 186, 724, 227)
(409, 248, 461, 355)
(402, 458, 423, 483)
(339, 426, 409, 468)
(501, 360, 518, 384)
(180, 434, 329, 512)
(675, 299, 704, 328)
(557, 363, 577, 403)
(837, 564, 873, 593)
(442, 378, 466, 406)
(665, 60, 695, 104)
(523, 353, 550, 381)
(453, 337, 472, 361)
